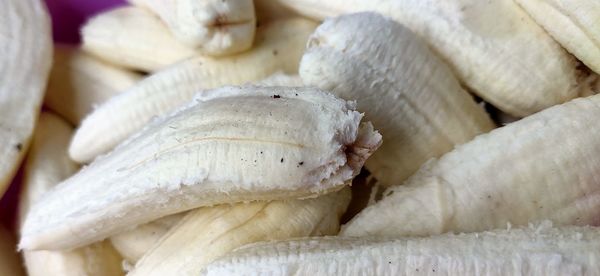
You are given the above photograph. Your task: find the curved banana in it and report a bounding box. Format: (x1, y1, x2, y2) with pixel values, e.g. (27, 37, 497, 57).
(0, 225, 24, 276)
(203, 223, 600, 275)
(301, 13, 494, 186)
(516, 0, 600, 74)
(0, 0, 52, 198)
(19, 113, 123, 276)
(277, 0, 589, 117)
(20, 86, 381, 250)
(254, 72, 303, 86)
(81, 6, 197, 72)
(130, 188, 350, 275)
(129, 0, 256, 56)
(44, 45, 143, 125)
(110, 213, 185, 264)
(342, 93, 600, 238)
(70, 18, 317, 163)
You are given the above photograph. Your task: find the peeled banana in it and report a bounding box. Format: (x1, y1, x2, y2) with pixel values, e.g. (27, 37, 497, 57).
(70, 18, 317, 163)
(44, 45, 143, 125)
(0, 0, 52, 198)
(203, 223, 600, 275)
(81, 6, 197, 72)
(129, 0, 256, 56)
(516, 0, 600, 74)
(342, 93, 600, 238)
(20, 86, 381, 250)
(277, 0, 590, 117)
(18, 113, 124, 276)
(110, 213, 185, 264)
(0, 225, 24, 276)
(130, 188, 350, 275)
(301, 12, 494, 186)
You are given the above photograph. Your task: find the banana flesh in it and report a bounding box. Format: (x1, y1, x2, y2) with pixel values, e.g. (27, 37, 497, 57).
(0, 0, 52, 198)
(81, 6, 197, 72)
(203, 223, 600, 275)
(129, 0, 256, 56)
(70, 18, 317, 163)
(342, 93, 600, 238)
(20, 86, 381, 250)
(277, 0, 588, 117)
(18, 113, 124, 276)
(301, 12, 495, 186)
(130, 188, 350, 275)
(44, 45, 143, 125)
(516, 0, 600, 74)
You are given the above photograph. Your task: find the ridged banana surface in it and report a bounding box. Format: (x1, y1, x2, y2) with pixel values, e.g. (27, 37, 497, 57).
(203, 223, 600, 275)
(81, 6, 197, 72)
(131, 188, 350, 275)
(70, 18, 317, 163)
(0, 0, 52, 198)
(301, 12, 495, 187)
(110, 213, 185, 264)
(278, 0, 588, 117)
(342, 93, 600, 238)
(18, 113, 124, 276)
(129, 0, 256, 56)
(0, 225, 24, 276)
(44, 45, 143, 125)
(516, 0, 600, 75)
(20, 86, 381, 250)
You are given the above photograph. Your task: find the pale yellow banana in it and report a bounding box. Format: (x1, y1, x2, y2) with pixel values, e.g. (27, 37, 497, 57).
(18, 112, 124, 276)
(254, 71, 303, 86)
(516, 0, 600, 74)
(301, 13, 495, 186)
(81, 6, 197, 72)
(20, 86, 381, 250)
(203, 223, 600, 275)
(70, 18, 317, 163)
(44, 45, 143, 125)
(110, 213, 185, 264)
(131, 188, 350, 275)
(0, 225, 24, 276)
(0, 0, 52, 198)
(277, 0, 589, 117)
(342, 93, 600, 238)
(129, 0, 256, 56)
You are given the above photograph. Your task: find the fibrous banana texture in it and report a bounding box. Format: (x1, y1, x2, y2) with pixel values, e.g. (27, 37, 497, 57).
(129, 0, 256, 56)
(21, 86, 381, 250)
(516, 0, 600, 74)
(342, 93, 600, 238)
(110, 213, 185, 264)
(44, 45, 143, 125)
(70, 18, 317, 163)
(81, 6, 197, 72)
(18, 113, 124, 276)
(131, 188, 350, 275)
(277, 0, 587, 117)
(0, 225, 24, 276)
(301, 13, 494, 186)
(0, 0, 52, 198)
(203, 223, 600, 275)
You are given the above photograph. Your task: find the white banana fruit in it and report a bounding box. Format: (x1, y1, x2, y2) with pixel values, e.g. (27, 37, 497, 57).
(110, 213, 185, 264)
(70, 18, 317, 163)
(81, 6, 197, 72)
(129, 0, 256, 56)
(0, 225, 24, 276)
(277, 0, 589, 117)
(0, 0, 52, 198)
(131, 188, 351, 275)
(20, 86, 381, 250)
(342, 93, 600, 238)
(203, 223, 600, 275)
(19, 112, 124, 276)
(254, 71, 303, 86)
(44, 45, 143, 125)
(301, 12, 495, 186)
(516, 0, 600, 74)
